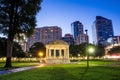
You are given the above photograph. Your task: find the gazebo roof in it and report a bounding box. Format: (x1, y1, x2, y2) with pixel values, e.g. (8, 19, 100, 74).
(46, 40, 69, 45)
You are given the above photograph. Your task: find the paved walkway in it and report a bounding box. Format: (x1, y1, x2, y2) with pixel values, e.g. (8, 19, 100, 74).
(0, 64, 46, 75)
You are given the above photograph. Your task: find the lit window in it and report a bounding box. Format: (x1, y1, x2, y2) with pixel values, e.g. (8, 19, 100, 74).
(51, 29, 53, 32)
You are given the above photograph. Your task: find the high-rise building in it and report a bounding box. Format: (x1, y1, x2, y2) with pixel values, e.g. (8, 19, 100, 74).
(71, 21, 84, 42)
(39, 26, 62, 44)
(62, 34, 74, 45)
(76, 34, 88, 44)
(27, 26, 62, 50)
(27, 28, 40, 51)
(93, 16, 114, 46)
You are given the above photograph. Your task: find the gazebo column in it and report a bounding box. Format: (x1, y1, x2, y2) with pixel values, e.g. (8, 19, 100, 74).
(49, 49, 51, 59)
(67, 48, 69, 58)
(54, 49, 56, 58)
(64, 48, 67, 58)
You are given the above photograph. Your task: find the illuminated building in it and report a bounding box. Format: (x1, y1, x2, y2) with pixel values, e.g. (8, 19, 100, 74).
(27, 26, 62, 50)
(46, 40, 70, 64)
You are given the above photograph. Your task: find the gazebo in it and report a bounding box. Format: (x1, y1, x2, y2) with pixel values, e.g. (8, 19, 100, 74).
(45, 40, 70, 64)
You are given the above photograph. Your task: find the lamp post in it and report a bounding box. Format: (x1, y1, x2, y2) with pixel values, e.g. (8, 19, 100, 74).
(85, 29, 89, 68)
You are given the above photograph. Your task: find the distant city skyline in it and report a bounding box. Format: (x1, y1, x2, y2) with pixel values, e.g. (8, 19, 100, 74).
(36, 0, 120, 43)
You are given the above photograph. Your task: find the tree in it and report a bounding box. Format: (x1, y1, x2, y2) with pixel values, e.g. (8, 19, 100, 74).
(29, 42, 46, 58)
(78, 43, 87, 57)
(69, 43, 87, 57)
(69, 45, 78, 57)
(0, 37, 7, 57)
(0, 0, 42, 67)
(0, 37, 26, 59)
(12, 42, 26, 61)
(69, 43, 97, 58)
(95, 44, 105, 57)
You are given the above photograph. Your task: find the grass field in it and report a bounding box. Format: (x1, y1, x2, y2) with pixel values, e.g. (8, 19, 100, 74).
(0, 60, 120, 80)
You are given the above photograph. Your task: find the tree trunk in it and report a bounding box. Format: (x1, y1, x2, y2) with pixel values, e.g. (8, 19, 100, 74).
(4, 1, 15, 68)
(4, 35, 14, 68)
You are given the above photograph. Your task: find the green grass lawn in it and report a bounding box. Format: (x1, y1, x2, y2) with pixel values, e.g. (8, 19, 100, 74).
(0, 60, 120, 80)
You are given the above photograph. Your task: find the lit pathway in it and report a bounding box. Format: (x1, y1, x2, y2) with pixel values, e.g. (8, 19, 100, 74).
(0, 64, 47, 75)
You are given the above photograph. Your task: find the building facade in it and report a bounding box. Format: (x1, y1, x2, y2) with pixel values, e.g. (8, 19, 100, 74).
(27, 26, 62, 50)
(39, 26, 62, 44)
(92, 16, 114, 46)
(62, 34, 74, 45)
(113, 36, 120, 44)
(71, 21, 84, 42)
(14, 33, 27, 52)
(27, 28, 41, 51)
(76, 34, 88, 44)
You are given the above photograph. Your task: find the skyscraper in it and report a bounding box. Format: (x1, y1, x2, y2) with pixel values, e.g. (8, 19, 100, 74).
(39, 26, 62, 44)
(93, 16, 114, 46)
(71, 21, 84, 43)
(27, 26, 62, 50)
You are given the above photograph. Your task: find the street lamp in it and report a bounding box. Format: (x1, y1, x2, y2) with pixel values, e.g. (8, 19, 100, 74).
(88, 47, 95, 54)
(38, 52, 43, 63)
(85, 29, 89, 68)
(38, 52, 43, 57)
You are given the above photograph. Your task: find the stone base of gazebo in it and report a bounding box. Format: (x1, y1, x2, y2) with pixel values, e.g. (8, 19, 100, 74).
(46, 59, 70, 64)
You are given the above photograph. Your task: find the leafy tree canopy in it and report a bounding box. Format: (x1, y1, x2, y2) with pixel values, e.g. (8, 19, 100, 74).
(0, 37, 26, 58)
(0, 37, 7, 57)
(95, 44, 105, 57)
(29, 42, 46, 58)
(69, 43, 105, 57)
(12, 42, 26, 58)
(0, 0, 42, 36)
(70, 43, 90, 57)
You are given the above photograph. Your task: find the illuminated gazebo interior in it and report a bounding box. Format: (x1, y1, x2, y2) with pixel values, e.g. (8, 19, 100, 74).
(45, 40, 70, 64)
